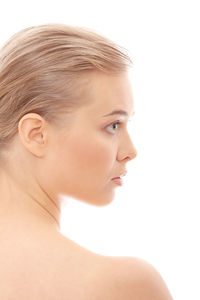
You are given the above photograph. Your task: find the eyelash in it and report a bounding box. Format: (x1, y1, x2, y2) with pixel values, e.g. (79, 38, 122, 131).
(106, 121, 122, 134)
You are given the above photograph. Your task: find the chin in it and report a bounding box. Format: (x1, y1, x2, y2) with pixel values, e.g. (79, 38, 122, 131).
(60, 183, 116, 207)
(72, 192, 115, 207)
(88, 193, 115, 207)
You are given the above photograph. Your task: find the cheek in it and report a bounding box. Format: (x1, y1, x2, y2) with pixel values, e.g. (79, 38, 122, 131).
(68, 133, 114, 178)
(43, 131, 117, 200)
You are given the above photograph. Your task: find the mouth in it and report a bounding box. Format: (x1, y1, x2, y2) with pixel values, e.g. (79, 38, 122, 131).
(112, 170, 127, 180)
(111, 177, 124, 186)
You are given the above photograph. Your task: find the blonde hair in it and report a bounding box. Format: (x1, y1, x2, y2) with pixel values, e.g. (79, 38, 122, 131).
(0, 23, 133, 160)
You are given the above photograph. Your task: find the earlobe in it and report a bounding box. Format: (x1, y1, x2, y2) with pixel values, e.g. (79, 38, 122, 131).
(18, 113, 47, 158)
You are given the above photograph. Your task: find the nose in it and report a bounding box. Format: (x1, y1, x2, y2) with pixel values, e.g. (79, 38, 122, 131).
(125, 143, 137, 162)
(118, 132, 137, 162)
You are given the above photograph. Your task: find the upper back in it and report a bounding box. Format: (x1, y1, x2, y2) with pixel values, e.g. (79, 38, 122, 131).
(94, 255, 174, 300)
(0, 231, 103, 299)
(0, 232, 173, 300)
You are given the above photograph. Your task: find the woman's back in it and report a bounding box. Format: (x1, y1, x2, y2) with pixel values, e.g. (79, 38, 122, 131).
(0, 230, 173, 300)
(0, 229, 103, 299)
(0, 230, 98, 299)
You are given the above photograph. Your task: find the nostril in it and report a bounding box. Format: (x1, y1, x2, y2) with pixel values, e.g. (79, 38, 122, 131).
(128, 151, 137, 161)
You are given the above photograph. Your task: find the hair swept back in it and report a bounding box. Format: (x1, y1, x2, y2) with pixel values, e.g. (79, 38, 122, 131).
(0, 23, 133, 160)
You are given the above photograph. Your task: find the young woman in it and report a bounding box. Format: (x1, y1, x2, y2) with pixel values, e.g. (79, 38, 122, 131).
(0, 23, 173, 299)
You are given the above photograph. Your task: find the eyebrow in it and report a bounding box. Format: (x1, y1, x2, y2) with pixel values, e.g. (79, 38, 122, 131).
(103, 110, 135, 118)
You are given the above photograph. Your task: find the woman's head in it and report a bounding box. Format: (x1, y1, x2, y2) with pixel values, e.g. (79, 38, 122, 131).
(0, 23, 133, 154)
(0, 23, 137, 208)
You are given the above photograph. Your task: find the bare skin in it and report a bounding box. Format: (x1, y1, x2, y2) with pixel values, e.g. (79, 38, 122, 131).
(0, 71, 136, 232)
(0, 71, 173, 299)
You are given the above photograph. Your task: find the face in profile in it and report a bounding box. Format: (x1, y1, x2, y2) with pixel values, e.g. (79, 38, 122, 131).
(38, 71, 137, 207)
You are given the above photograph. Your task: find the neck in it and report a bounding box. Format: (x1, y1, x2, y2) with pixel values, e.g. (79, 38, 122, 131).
(0, 170, 61, 235)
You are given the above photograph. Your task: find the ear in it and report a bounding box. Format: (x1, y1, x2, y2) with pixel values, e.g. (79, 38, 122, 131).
(18, 113, 48, 158)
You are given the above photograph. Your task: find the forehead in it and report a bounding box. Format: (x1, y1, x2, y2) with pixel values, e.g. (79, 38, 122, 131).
(82, 72, 134, 117)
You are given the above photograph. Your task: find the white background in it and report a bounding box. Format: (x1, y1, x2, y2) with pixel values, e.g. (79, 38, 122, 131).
(1, 1, 199, 299)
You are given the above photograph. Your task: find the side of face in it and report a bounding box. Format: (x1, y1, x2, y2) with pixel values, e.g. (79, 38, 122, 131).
(37, 71, 137, 206)
(15, 71, 137, 207)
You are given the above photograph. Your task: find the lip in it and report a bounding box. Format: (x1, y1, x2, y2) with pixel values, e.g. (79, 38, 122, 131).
(112, 170, 127, 180)
(111, 177, 123, 186)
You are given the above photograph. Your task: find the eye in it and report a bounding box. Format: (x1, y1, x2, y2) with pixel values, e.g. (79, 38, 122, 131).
(106, 121, 122, 134)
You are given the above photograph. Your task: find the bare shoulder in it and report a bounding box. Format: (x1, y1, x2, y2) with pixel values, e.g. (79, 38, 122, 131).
(95, 255, 174, 300)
